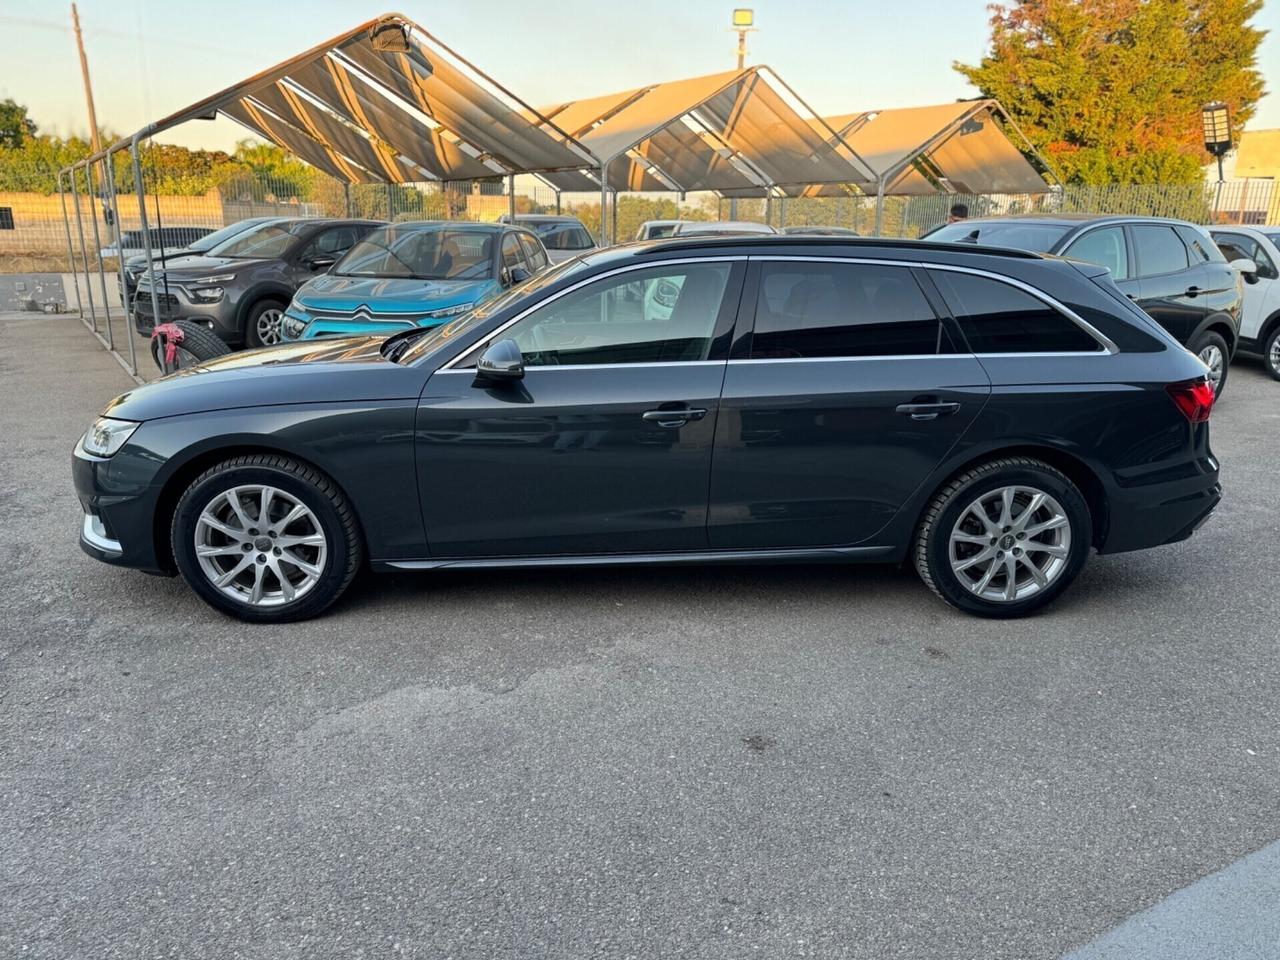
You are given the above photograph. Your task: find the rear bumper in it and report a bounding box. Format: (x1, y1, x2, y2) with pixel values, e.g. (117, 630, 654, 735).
(1098, 454, 1221, 554)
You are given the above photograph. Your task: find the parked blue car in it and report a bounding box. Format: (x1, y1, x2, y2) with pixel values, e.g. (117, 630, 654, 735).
(280, 221, 553, 340)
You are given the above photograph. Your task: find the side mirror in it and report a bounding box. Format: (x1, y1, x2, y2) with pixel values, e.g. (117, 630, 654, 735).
(508, 265, 532, 285)
(474, 338, 524, 383)
(307, 255, 337, 272)
(1229, 257, 1259, 284)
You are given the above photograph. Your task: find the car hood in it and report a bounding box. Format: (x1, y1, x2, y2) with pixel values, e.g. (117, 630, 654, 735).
(102, 337, 425, 421)
(143, 254, 273, 281)
(295, 274, 495, 313)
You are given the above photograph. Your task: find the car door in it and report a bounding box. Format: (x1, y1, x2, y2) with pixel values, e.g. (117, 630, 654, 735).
(707, 258, 990, 549)
(415, 258, 746, 558)
(1125, 222, 1206, 345)
(1213, 230, 1279, 341)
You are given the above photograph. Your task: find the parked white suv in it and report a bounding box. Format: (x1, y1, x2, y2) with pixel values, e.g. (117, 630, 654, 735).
(1210, 226, 1280, 380)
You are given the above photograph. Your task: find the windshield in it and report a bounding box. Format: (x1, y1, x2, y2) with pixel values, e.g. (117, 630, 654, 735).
(336, 226, 495, 280)
(521, 221, 594, 251)
(395, 256, 590, 364)
(190, 219, 270, 253)
(926, 220, 1072, 252)
(208, 221, 301, 259)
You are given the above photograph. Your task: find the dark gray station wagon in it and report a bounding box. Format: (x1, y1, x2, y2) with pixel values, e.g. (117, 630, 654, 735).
(75, 236, 1220, 623)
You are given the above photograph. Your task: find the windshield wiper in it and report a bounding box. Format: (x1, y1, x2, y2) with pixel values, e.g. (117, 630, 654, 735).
(379, 326, 434, 363)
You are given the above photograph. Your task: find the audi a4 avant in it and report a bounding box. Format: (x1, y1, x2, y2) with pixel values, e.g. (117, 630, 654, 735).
(74, 236, 1221, 623)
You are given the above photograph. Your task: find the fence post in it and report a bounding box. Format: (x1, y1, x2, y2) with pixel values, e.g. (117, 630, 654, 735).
(385, 182, 394, 221)
(82, 162, 116, 350)
(130, 136, 164, 332)
(343, 182, 351, 218)
(873, 178, 886, 237)
(102, 149, 137, 375)
(69, 164, 99, 332)
(57, 172, 83, 316)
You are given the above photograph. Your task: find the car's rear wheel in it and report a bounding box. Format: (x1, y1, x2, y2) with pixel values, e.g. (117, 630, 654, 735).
(171, 455, 362, 622)
(1188, 330, 1230, 397)
(914, 457, 1091, 618)
(244, 299, 287, 349)
(1264, 325, 1280, 382)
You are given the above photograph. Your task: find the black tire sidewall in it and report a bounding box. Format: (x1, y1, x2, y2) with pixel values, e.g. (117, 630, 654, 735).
(1189, 330, 1230, 397)
(924, 464, 1091, 618)
(244, 299, 286, 349)
(171, 463, 352, 622)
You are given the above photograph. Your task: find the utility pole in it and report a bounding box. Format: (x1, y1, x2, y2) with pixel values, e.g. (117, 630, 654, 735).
(728, 10, 756, 221)
(71, 4, 112, 239)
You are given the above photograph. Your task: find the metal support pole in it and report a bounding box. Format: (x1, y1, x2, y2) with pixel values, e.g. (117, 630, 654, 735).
(343, 182, 352, 218)
(82, 163, 115, 350)
(57, 172, 83, 317)
(873, 178, 886, 237)
(599, 162, 609, 246)
(508, 174, 517, 221)
(611, 189, 618, 244)
(779, 196, 787, 228)
(130, 137, 164, 330)
(69, 164, 98, 331)
(102, 150, 137, 374)
(385, 181, 394, 221)
(764, 195, 772, 226)
(555, 191, 562, 215)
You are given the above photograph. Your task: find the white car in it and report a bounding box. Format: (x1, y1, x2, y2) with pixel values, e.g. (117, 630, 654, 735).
(1210, 226, 1280, 380)
(669, 220, 778, 236)
(635, 220, 684, 241)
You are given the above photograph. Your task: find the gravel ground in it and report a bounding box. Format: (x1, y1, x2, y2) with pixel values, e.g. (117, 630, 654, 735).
(2, 313, 1278, 960)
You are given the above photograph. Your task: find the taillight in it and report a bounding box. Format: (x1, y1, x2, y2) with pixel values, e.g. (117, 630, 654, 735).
(1165, 378, 1216, 423)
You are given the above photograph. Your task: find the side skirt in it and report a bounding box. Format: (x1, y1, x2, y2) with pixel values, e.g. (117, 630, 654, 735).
(373, 544, 897, 573)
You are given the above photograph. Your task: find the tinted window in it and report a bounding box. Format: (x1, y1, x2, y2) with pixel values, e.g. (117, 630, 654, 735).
(931, 270, 1101, 353)
(501, 262, 732, 366)
(927, 220, 1071, 252)
(524, 221, 593, 251)
(752, 263, 943, 358)
(336, 226, 493, 280)
(517, 232, 549, 272)
(1063, 226, 1128, 279)
(212, 222, 300, 259)
(1131, 225, 1189, 276)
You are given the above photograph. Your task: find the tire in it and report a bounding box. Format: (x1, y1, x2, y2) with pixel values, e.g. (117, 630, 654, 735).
(1264, 325, 1280, 382)
(914, 457, 1092, 619)
(1187, 330, 1230, 398)
(244, 298, 287, 349)
(151, 319, 230, 373)
(170, 455, 363, 623)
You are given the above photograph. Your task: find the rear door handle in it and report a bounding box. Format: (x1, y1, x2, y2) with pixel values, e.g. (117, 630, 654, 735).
(642, 407, 708, 427)
(1185, 286, 1201, 297)
(895, 401, 961, 421)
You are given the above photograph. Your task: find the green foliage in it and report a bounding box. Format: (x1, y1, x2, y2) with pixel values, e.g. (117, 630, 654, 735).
(955, 0, 1267, 185)
(224, 139, 317, 199)
(566, 195, 711, 242)
(0, 98, 37, 148)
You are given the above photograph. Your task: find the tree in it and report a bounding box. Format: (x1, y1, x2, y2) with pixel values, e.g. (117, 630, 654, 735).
(0, 98, 37, 148)
(955, 0, 1267, 184)
(227, 139, 317, 199)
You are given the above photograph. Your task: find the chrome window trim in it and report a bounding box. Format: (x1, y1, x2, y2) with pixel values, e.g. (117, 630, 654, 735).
(433, 359, 726, 375)
(749, 255, 1119, 356)
(436, 256, 743, 371)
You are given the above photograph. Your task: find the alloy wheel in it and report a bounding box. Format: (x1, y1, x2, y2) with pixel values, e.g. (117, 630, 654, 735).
(1269, 335, 1280, 377)
(948, 485, 1072, 603)
(194, 484, 327, 607)
(256, 308, 284, 346)
(1197, 343, 1225, 393)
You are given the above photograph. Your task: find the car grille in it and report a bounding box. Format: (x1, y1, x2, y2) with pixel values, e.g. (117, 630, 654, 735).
(312, 310, 434, 326)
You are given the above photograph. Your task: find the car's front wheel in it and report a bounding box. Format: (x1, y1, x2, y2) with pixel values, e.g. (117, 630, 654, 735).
(914, 457, 1092, 618)
(171, 455, 363, 622)
(244, 299, 288, 349)
(1264, 325, 1280, 382)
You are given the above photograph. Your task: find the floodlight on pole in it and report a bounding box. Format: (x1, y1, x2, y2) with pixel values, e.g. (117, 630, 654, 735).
(732, 8, 755, 69)
(1201, 101, 1232, 183)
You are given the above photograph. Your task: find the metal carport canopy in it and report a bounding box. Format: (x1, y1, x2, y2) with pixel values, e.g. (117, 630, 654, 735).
(128, 12, 597, 184)
(541, 67, 879, 198)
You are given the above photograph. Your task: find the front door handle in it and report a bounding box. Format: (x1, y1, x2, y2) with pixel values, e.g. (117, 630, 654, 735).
(1185, 285, 1201, 297)
(895, 401, 961, 421)
(642, 407, 707, 428)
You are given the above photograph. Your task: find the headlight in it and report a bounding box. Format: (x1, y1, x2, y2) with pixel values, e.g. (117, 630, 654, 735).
(422, 302, 476, 320)
(189, 286, 224, 302)
(282, 313, 308, 338)
(80, 417, 139, 458)
(193, 273, 236, 284)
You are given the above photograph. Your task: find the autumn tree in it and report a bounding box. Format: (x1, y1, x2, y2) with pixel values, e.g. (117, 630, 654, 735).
(0, 98, 37, 148)
(955, 0, 1266, 184)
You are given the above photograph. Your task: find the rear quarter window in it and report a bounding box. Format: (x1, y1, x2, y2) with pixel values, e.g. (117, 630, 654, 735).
(929, 269, 1103, 353)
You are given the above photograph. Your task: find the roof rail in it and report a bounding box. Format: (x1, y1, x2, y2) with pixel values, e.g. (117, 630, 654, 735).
(635, 235, 1043, 259)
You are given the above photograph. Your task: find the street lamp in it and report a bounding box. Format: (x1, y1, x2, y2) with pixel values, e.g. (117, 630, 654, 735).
(1201, 101, 1232, 183)
(732, 8, 755, 69)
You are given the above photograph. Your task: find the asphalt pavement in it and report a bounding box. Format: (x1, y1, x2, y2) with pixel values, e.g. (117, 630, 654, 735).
(3, 312, 1278, 959)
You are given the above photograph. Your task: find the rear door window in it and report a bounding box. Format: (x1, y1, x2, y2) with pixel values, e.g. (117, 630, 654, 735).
(1063, 226, 1129, 279)
(751, 262, 947, 358)
(501, 233, 528, 281)
(1131, 224, 1190, 277)
(517, 232, 550, 272)
(929, 270, 1102, 353)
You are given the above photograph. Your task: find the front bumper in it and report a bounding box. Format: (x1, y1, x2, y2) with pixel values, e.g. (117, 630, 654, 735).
(133, 287, 238, 341)
(73, 442, 169, 574)
(289, 315, 451, 342)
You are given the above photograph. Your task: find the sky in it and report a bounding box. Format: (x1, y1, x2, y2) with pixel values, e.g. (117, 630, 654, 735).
(1, 0, 1277, 153)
